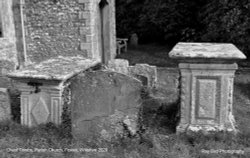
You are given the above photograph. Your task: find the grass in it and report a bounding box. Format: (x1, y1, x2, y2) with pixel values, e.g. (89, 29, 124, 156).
(1, 44, 250, 157)
(1, 79, 250, 158)
(116, 44, 177, 67)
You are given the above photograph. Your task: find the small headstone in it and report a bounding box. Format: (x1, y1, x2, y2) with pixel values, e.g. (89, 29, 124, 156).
(129, 64, 157, 87)
(129, 33, 138, 46)
(71, 70, 142, 141)
(107, 59, 129, 75)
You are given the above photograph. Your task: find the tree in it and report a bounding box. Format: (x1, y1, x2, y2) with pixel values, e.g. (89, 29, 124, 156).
(116, 0, 250, 57)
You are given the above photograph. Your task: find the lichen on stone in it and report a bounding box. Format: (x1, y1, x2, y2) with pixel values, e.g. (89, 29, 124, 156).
(8, 56, 100, 81)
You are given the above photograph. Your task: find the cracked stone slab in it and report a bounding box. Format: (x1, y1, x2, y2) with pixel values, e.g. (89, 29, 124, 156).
(169, 42, 246, 60)
(7, 56, 100, 81)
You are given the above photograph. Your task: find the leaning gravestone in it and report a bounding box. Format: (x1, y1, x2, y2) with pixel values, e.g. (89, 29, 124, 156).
(70, 70, 142, 141)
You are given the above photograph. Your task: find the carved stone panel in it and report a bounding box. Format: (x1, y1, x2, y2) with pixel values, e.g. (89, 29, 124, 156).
(177, 64, 238, 133)
(50, 96, 62, 124)
(27, 92, 50, 126)
(191, 75, 222, 126)
(20, 88, 63, 127)
(196, 79, 216, 119)
(31, 96, 50, 125)
(170, 42, 245, 133)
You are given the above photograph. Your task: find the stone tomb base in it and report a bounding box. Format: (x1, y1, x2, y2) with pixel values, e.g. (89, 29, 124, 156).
(177, 63, 238, 133)
(169, 42, 246, 134)
(70, 70, 142, 141)
(8, 56, 100, 126)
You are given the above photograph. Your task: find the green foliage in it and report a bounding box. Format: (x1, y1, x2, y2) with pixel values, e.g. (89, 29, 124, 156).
(116, 0, 206, 43)
(116, 0, 250, 57)
(199, 0, 250, 57)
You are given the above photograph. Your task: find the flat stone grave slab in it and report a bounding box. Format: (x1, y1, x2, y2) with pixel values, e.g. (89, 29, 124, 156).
(8, 56, 100, 81)
(169, 42, 246, 62)
(8, 56, 100, 126)
(70, 70, 142, 141)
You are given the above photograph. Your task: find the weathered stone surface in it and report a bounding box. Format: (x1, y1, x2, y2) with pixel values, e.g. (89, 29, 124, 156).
(0, 60, 16, 88)
(8, 56, 99, 81)
(1, 0, 117, 66)
(7, 56, 99, 127)
(0, 88, 11, 121)
(178, 63, 239, 133)
(108, 59, 129, 74)
(14, 81, 66, 127)
(169, 42, 246, 60)
(23, 0, 116, 64)
(197, 79, 216, 118)
(107, 60, 158, 88)
(169, 42, 246, 134)
(0, 0, 19, 92)
(23, 0, 89, 62)
(129, 64, 157, 87)
(70, 70, 142, 141)
(154, 68, 179, 103)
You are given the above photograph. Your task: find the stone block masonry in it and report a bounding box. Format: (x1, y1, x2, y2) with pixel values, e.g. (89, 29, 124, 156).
(169, 42, 246, 133)
(2, 0, 116, 126)
(23, 0, 116, 64)
(23, 0, 91, 63)
(0, 0, 18, 75)
(0, 0, 19, 122)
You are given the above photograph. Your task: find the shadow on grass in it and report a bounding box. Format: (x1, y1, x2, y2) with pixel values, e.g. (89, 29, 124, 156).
(233, 83, 250, 138)
(140, 87, 179, 135)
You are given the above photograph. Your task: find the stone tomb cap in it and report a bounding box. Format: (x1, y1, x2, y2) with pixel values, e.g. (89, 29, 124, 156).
(169, 42, 246, 62)
(7, 56, 100, 82)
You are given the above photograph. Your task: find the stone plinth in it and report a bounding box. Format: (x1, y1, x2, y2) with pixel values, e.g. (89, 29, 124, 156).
(7, 56, 99, 127)
(169, 42, 246, 133)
